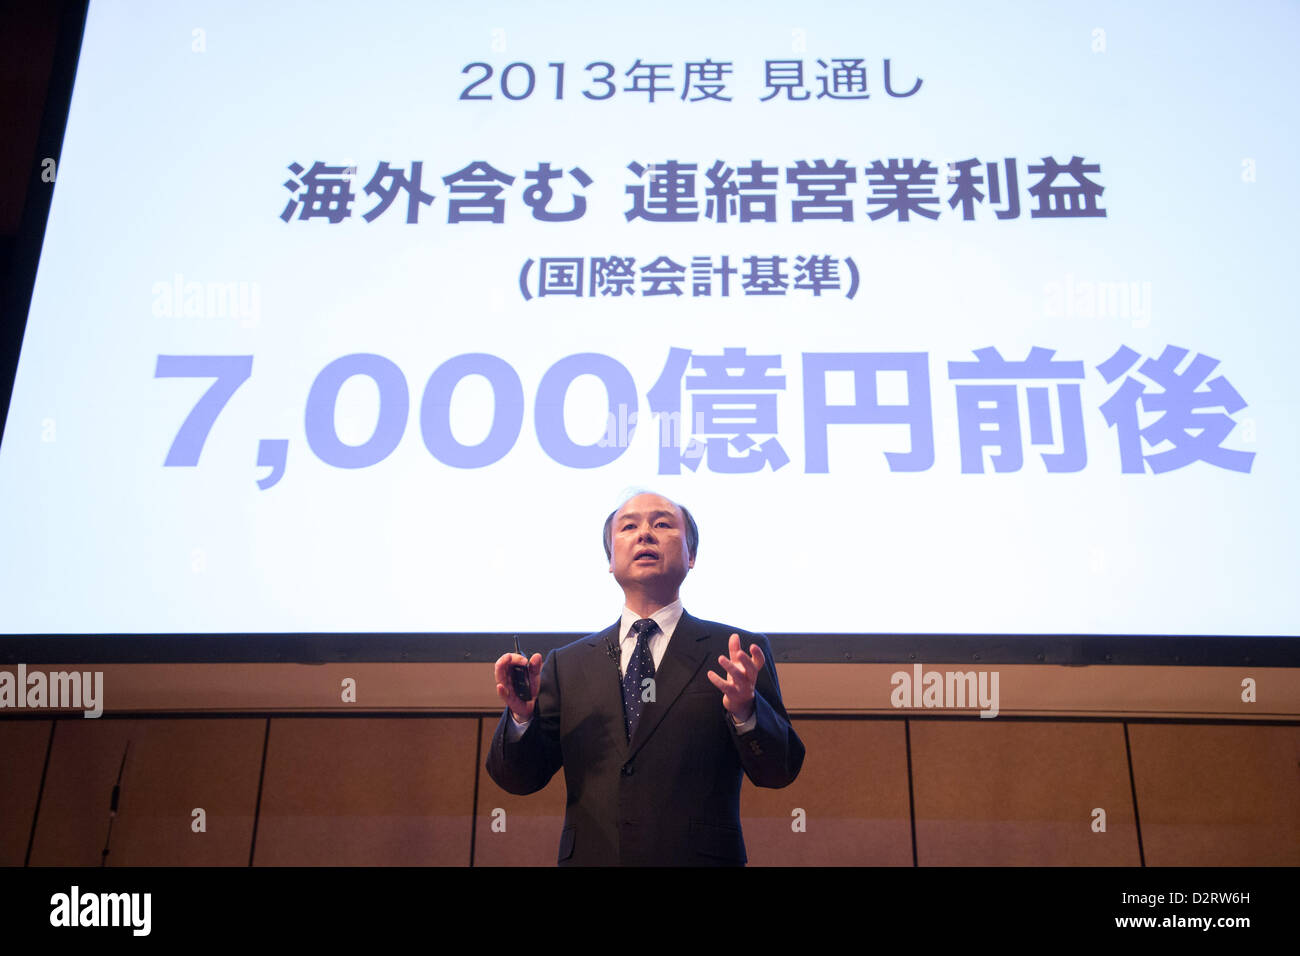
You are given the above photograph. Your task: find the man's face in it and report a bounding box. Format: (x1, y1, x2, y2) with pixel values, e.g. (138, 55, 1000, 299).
(608, 493, 695, 593)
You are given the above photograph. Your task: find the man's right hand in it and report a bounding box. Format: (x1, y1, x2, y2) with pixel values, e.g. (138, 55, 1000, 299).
(494, 652, 543, 724)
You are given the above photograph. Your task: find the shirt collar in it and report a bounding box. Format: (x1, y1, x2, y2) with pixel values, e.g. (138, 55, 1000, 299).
(619, 597, 685, 642)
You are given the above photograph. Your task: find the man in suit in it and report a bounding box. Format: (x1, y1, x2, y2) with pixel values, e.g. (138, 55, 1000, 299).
(486, 490, 805, 865)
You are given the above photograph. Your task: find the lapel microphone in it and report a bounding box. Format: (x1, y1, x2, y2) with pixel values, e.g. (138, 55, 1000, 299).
(605, 634, 622, 671)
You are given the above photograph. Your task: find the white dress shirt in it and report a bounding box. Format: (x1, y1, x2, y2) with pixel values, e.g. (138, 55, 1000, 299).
(506, 598, 758, 737)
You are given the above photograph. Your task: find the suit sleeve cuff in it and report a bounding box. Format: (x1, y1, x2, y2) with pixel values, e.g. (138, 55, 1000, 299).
(730, 710, 758, 734)
(506, 712, 532, 741)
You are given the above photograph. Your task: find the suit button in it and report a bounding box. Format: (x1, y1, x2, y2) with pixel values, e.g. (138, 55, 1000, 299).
(621, 764, 634, 776)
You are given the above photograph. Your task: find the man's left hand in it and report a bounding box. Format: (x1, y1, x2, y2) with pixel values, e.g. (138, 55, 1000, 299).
(708, 633, 765, 724)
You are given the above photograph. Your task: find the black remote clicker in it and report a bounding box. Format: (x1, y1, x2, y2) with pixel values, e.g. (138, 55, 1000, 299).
(509, 635, 532, 701)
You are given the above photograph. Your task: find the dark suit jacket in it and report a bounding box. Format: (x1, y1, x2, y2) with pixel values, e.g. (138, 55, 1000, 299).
(486, 611, 804, 866)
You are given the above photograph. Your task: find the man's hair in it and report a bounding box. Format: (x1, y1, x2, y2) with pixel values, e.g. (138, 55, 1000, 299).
(603, 492, 698, 562)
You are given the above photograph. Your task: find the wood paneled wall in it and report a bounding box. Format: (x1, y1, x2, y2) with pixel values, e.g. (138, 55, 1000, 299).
(3, 714, 1295, 866)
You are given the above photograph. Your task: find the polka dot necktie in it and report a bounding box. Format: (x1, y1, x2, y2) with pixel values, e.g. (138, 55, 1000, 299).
(622, 618, 658, 742)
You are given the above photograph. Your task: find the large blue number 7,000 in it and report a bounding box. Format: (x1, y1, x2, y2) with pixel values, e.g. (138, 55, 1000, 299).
(154, 355, 253, 466)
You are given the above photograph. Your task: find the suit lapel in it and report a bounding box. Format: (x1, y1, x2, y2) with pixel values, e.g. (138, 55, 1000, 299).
(627, 611, 712, 760)
(581, 620, 630, 758)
